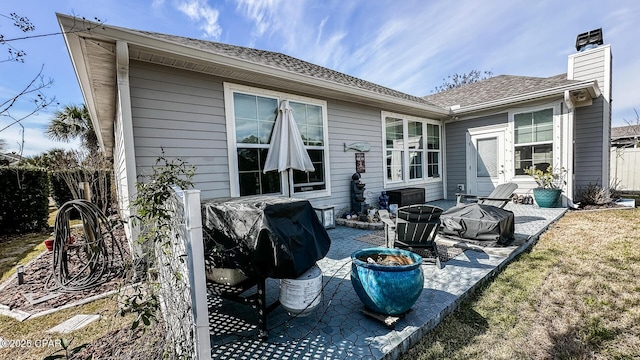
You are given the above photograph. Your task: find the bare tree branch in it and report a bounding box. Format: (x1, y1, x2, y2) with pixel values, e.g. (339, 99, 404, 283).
(0, 12, 102, 157)
(433, 70, 494, 93)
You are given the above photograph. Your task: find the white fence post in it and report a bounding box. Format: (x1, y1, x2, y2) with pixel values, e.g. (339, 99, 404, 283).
(181, 189, 211, 359)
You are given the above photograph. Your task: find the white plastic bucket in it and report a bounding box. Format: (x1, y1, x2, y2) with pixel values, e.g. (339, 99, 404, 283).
(279, 264, 322, 316)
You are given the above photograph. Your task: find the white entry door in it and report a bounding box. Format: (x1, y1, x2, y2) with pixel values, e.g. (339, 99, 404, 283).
(467, 129, 506, 195)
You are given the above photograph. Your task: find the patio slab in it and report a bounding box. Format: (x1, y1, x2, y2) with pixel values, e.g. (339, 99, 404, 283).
(208, 202, 567, 359)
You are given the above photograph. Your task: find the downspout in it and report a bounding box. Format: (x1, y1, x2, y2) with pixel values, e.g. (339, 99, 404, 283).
(563, 91, 575, 204)
(441, 116, 449, 199)
(116, 40, 139, 255)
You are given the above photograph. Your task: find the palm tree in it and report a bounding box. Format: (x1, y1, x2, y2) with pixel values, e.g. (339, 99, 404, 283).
(45, 104, 99, 152)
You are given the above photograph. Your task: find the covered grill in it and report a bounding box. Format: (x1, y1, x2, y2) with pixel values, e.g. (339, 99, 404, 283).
(202, 196, 331, 279)
(439, 203, 515, 244)
(201, 195, 331, 340)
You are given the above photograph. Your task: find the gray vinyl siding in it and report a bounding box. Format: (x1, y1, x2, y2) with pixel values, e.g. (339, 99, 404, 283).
(574, 97, 605, 189)
(127, 60, 443, 213)
(322, 99, 382, 214)
(571, 47, 606, 86)
(444, 113, 508, 199)
(129, 61, 230, 200)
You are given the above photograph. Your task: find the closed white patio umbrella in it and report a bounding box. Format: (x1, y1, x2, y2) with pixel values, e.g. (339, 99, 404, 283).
(263, 100, 315, 194)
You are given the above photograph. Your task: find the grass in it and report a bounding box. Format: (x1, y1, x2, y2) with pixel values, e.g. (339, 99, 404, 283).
(0, 297, 135, 359)
(400, 208, 640, 359)
(0, 232, 49, 283)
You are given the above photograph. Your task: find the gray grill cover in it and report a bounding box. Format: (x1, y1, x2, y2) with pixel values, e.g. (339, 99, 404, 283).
(439, 204, 514, 244)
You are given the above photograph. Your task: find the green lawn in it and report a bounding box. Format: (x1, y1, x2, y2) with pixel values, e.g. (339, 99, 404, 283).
(401, 208, 640, 359)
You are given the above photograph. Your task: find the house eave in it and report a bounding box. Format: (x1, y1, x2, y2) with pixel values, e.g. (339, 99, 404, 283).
(450, 80, 600, 115)
(56, 14, 448, 154)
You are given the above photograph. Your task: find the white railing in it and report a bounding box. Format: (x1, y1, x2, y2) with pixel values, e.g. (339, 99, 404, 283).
(156, 187, 210, 359)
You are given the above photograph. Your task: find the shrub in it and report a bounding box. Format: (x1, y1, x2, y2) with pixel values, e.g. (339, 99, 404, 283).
(0, 167, 50, 234)
(576, 183, 610, 206)
(609, 179, 622, 201)
(50, 169, 114, 214)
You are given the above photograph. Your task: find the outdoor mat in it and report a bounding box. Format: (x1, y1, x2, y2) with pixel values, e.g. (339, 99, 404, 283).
(355, 230, 464, 262)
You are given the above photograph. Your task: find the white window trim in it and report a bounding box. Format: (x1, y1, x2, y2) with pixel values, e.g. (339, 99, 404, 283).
(224, 82, 331, 199)
(508, 101, 561, 180)
(381, 111, 442, 188)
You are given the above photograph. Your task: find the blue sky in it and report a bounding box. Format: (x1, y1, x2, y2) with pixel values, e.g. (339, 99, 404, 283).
(1, 0, 639, 156)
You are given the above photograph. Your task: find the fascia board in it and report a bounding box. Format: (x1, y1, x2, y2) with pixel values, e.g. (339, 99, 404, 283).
(57, 14, 448, 117)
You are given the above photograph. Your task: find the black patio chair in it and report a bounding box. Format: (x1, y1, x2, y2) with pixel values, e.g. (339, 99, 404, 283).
(456, 182, 518, 208)
(380, 205, 444, 269)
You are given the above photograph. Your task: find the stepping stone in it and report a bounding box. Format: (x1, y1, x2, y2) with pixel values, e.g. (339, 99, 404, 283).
(22, 292, 62, 305)
(47, 314, 100, 334)
(0, 306, 30, 322)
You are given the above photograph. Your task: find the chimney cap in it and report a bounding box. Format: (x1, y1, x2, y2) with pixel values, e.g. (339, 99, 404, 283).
(576, 28, 603, 51)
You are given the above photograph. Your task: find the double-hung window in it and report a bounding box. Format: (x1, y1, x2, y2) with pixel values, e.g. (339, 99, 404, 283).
(514, 108, 553, 175)
(226, 84, 329, 197)
(383, 112, 441, 186)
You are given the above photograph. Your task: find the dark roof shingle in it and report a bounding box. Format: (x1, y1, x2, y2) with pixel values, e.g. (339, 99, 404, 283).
(137, 30, 438, 106)
(612, 124, 640, 139)
(422, 74, 579, 108)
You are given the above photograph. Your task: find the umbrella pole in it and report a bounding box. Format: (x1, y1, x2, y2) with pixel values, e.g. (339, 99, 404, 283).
(287, 168, 291, 198)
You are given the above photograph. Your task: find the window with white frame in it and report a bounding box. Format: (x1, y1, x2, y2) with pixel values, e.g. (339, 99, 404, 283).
(384, 113, 440, 185)
(514, 108, 553, 175)
(228, 85, 328, 197)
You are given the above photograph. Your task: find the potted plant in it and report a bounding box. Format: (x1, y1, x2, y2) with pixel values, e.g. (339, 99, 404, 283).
(350, 247, 424, 316)
(524, 165, 567, 208)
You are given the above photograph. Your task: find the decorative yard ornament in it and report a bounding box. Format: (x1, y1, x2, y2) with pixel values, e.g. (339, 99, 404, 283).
(344, 142, 371, 152)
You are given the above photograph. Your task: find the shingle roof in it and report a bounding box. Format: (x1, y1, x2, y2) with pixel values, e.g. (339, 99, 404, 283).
(612, 125, 640, 139)
(422, 74, 579, 108)
(136, 30, 438, 106)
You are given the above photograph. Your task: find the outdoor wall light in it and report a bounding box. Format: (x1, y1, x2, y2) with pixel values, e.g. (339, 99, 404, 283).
(17, 265, 24, 285)
(573, 90, 588, 102)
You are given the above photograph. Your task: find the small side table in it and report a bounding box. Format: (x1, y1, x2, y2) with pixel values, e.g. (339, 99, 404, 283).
(314, 205, 335, 229)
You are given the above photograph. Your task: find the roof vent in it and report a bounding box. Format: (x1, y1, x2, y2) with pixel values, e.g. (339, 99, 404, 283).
(575, 28, 603, 52)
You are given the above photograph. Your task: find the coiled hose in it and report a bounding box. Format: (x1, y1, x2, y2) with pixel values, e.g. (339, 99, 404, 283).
(48, 199, 125, 292)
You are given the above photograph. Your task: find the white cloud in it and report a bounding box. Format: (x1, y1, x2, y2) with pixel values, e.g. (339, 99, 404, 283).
(176, 0, 222, 39)
(226, 0, 640, 123)
(235, 0, 283, 38)
(1, 122, 79, 157)
(152, 0, 166, 9)
(0, 109, 80, 157)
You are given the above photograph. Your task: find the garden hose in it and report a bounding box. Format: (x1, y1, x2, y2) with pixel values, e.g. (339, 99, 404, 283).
(47, 199, 125, 292)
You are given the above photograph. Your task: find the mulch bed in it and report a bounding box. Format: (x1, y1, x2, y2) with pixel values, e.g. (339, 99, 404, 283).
(0, 225, 130, 314)
(573, 202, 628, 211)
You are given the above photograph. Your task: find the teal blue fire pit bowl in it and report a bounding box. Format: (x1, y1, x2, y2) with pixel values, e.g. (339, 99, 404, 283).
(350, 247, 424, 316)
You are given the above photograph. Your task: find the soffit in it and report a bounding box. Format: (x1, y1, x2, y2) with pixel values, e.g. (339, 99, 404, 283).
(82, 38, 117, 157)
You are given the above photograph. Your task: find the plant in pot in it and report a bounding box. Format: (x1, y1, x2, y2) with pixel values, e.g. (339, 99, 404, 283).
(524, 165, 567, 208)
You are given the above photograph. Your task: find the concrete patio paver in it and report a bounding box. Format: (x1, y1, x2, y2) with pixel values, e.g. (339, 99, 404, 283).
(208, 202, 567, 359)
